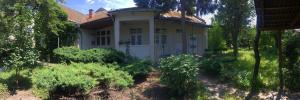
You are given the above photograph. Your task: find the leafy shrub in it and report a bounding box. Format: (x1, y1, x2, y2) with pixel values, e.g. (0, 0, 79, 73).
(200, 57, 223, 75)
(285, 34, 300, 92)
(160, 54, 200, 96)
(32, 63, 133, 99)
(0, 83, 8, 95)
(53, 47, 126, 64)
(208, 21, 227, 51)
(121, 59, 152, 77)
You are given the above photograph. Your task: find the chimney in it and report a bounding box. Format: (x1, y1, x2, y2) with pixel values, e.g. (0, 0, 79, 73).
(88, 9, 93, 19)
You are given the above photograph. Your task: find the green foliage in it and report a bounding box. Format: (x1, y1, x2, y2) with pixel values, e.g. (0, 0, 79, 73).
(223, 51, 278, 90)
(34, 0, 79, 61)
(238, 27, 256, 48)
(160, 54, 200, 96)
(0, 83, 8, 95)
(201, 50, 278, 90)
(53, 47, 126, 64)
(32, 63, 133, 99)
(120, 59, 152, 77)
(215, 0, 254, 57)
(32, 68, 97, 99)
(284, 33, 300, 92)
(208, 20, 227, 52)
(0, 1, 39, 87)
(195, 84, 210, 100)
(200, 56, 223, 75)
(0, 69, 34, 95)
(133, 0, 178, 13)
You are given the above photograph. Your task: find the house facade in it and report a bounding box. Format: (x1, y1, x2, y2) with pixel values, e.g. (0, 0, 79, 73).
(61, 6, 209, 61)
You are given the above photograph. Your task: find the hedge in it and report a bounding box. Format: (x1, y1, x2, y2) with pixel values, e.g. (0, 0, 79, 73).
(53, 47, 126, 64)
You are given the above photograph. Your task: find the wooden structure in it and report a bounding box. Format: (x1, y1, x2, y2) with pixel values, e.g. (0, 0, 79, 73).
(252, 0, 300, 99)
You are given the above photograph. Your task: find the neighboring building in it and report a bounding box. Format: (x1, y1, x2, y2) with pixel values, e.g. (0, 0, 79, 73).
(61, 5, 209, 61)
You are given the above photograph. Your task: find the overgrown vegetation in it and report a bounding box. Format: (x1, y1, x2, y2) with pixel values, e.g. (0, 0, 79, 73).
(200, 49, 278, 90)
(284, 33, 300, 92)
(160, 54, 201, 97)
(120, 59, 153, 83)
(14, 63, 133, 99)
(53, 47, 126, 64)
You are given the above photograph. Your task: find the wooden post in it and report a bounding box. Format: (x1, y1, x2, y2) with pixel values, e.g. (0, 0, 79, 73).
(275, 30, 284, 100)
(250, 28, 261, 93)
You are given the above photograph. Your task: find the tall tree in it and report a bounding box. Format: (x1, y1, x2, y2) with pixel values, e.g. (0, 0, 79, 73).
(196, 0, 218, 17)
(216, 0, 254, 58)
(34, 0, 77, 62)
(0, 0, 71, 87)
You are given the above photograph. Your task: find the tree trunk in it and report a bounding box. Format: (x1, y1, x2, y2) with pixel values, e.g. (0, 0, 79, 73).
(16, 67, 20, 89)
(250, 28, 261, 94)
(180, 0, 188, 54)
(232, 30, 239, 59)
(275, 30, 284, 100)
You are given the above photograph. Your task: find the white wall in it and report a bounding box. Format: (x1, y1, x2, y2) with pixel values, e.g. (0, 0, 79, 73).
(78, 12, 208, 60)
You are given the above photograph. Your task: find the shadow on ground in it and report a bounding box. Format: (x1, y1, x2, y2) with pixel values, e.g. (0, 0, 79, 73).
(0, 74, 32, 95)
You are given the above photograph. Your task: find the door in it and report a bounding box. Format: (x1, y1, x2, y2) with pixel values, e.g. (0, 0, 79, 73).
(155, 28, 168, 57)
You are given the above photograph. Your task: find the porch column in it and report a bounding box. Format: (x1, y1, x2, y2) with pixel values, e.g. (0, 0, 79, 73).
(114, 18, 120, 50)
(149, 17, 155, 61)
(275, 30, 284, 100)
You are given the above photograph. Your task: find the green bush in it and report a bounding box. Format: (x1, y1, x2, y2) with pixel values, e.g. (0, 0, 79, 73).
(32, 63, 133, 99)
(53, 47, 126, 64)
(0, 83, 8, 95)
(120, 59, 152, 77)
(200, 57, 223, 75)
(285, 34, 300, 92)
(160, 54, 200, 96)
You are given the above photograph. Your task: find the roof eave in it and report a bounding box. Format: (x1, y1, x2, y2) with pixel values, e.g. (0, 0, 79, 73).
(109, 8, 160, 15)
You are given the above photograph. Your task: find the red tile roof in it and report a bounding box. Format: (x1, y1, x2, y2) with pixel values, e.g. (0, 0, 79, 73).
(160, 11, 206, 24)
(60, 5, 206, 25)
(60, 5, 86, 23)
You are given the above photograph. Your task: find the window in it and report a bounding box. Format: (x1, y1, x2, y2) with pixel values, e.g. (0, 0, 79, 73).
(176, 29, 183, 34)
(189, 34, 197, 53)
(96, 30, 111, 46)
(130, 28, 142, 45)
(155, 28, 167, 45)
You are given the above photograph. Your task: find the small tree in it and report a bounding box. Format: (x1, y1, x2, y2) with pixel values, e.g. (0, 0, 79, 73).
(0, 1, 39, 87)
(208, 20, 226, 53)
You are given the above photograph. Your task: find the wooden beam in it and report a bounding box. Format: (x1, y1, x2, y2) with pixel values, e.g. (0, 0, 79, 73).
(275, 30, 284, 100)
(290, 13, 300, 26)
(260, 0, 265, 27)
(261, 26, 300, 31)
(256, 6, 300, 10)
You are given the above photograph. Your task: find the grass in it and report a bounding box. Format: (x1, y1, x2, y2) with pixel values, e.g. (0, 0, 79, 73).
(220, 49, 279, 90)
(0, 68, 35, 96)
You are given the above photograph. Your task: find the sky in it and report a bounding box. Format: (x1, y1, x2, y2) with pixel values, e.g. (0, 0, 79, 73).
(63, 0, 215, 24)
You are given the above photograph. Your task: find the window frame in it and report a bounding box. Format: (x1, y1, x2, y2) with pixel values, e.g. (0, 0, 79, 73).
(155, 28, 167, 45)
(96, 30, 111, 46)
(130, 28, 143, 45)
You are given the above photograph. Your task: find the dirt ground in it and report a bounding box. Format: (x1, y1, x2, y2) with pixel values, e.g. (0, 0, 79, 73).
(3, 90, 39, 100)
(89, 71, 171, 100)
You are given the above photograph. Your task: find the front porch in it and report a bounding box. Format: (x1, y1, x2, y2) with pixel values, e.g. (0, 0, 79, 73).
(117, 20, 154, 60)
(79, 10, 208, 62)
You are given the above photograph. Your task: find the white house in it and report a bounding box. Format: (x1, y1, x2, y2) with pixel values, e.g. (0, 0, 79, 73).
(61, 5, 209, 61)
